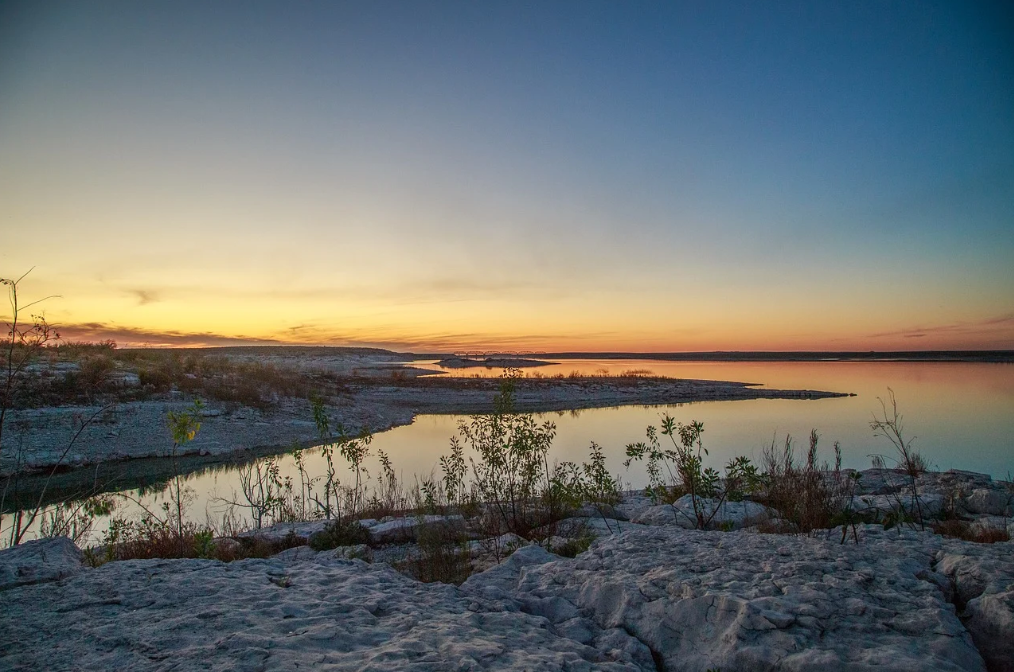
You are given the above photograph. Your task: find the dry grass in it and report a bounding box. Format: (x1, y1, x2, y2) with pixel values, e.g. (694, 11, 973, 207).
(931, 519, 1011, 544)
(755, 430, 862, 538)
(85, 520, 305, 566)
(16, 345, 348, 409)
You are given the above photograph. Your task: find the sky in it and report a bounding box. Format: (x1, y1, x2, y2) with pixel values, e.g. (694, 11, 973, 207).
(1, 1, 1012, 352)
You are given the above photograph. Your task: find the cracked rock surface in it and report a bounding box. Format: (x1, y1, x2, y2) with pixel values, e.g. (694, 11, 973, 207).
(2, 524, 1011, 671)
(0, 549, 648, 671)
(467, 527, 1010, 672)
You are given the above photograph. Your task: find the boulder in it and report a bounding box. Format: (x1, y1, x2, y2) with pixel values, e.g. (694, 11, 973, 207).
(238, 518, 380, 543)
(936, 549, 1014, 671)
(854, 493, 945, 519)
(632, 495, 774, 530)
(965, 590, 1014, 672)
(0, 537, 85, 591)
(269, 545, 319, 562)
(319, 544, 373, 562)
(965, 489, 1012, 516)
(572, 503, 629, 521)
(368, 514, 465, 544)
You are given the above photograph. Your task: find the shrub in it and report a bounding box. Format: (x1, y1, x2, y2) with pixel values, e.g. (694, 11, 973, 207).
(453, 369, 559, 538)
(395, 519, 472, 584)
(624, 415, 761, 529)
(757, 430, 862, 542)
(312, 396, 373, 523)
(308, 520, 372, 551)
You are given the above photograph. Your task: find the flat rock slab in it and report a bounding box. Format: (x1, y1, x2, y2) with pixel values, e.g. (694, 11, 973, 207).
(0, 537, 84, 591)
(0, 555, 649, 671)
(4, 528, 1011, 671)
(468, 527, 995, 672)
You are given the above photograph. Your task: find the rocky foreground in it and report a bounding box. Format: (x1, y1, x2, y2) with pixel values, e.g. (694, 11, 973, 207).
(2, 477, 1012, 672)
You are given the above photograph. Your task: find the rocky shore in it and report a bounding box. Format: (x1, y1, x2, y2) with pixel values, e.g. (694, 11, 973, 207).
(1, 374, 846, 479)
(2, 469, 1011, 671)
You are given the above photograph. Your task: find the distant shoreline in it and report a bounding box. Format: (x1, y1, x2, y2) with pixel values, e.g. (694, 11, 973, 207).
(412, 350, 1014, 364)
(112, 345, 1013, 363)
(435, 356, 556, 369)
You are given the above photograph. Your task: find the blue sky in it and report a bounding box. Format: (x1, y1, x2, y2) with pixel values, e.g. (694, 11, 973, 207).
(1, 1, 1011, 350)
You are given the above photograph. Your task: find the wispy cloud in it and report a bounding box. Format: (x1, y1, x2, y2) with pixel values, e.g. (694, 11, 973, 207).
(54, 320, 620, 353)
(57, 322, 283, 348)
(130, 289, 160, 306)
(869, 313, 1014, 340)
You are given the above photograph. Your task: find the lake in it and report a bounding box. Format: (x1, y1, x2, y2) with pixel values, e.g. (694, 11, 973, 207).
(9, 359, 1014, 543)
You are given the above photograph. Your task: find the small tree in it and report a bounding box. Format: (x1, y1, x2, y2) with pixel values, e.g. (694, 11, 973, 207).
(576, 442, 623, 533)
(237, 456, 286, 529)
(165, 400, 203, 553)
(1, 271, 58, 465)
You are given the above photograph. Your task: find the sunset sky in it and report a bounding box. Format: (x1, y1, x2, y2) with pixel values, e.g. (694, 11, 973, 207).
(1, 2, 1012, 352)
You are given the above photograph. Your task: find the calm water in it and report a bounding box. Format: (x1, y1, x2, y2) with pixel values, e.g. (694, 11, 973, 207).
(10, 360, 1014, 543)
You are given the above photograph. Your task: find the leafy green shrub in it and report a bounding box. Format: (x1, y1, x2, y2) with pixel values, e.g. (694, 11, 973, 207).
(625, 415, 761, 529)
(312, 396, 373, 523)
(453, 369, 560, 538)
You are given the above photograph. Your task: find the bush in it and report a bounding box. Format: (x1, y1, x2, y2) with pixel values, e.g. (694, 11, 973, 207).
(757, 430, 862, 541)
(624, 416, 761, 529)
(395, 519, 472, 584)
(308, 520, 372, 551)
(453, 369, 560, 538)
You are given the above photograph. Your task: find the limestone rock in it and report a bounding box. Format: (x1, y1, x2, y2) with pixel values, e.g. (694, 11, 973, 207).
(854, 493, 945, 518)
(239, 518, 380, 544)
(368, 514, 465, 544)
(936, 548, 1014, 671)
(965, 488, 1013, 516)
(320, 544, 373, 562)
(1, 552, 647, 671)
(487, 527, 989, 671)
(269, 545, 319, 562)
(0, 537, 84, 591)
(632, 495, 774, 530)
(965, 590, 1014, 672)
